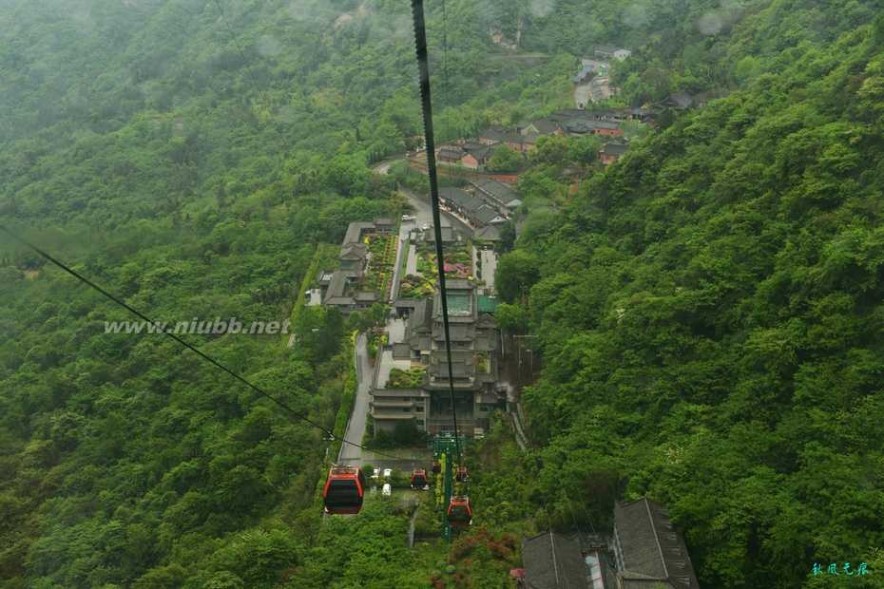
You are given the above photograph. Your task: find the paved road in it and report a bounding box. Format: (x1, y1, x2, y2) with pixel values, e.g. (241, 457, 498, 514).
(400, 186, 474, 237)
(479, 248, 498, 293)
(337, 333, 372, 466)
(371, 153, 406, 175)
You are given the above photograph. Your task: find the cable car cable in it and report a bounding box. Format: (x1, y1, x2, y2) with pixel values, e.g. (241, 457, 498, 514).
(441, 0, 448, 99)
(0, 223, 404, 463)
(410, 0, 462, 462)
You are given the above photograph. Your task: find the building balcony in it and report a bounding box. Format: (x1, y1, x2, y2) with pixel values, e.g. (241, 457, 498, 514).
(426, 378, 476, 390)
(371, 399, 415, 408)
(371, 410, 418, 421)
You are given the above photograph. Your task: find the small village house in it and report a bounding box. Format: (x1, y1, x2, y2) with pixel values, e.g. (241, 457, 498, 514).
(598, 143, 628, 165)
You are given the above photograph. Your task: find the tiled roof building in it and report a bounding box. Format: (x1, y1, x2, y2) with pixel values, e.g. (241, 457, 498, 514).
(613, 499, 700, 589)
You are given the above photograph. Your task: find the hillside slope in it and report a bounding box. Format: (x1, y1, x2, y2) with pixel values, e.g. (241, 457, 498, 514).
(511, 8, 884, 588)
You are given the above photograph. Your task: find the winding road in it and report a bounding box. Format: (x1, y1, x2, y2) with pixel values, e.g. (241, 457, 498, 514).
(337, 332, 372, 466)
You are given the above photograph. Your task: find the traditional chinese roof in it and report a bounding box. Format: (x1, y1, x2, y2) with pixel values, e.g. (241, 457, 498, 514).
(600, 143, 629, 156)
(342, 221, 375, 245)
(470, 178, 518, 206)
(438, 145, 466, 160)
(471, 205, 506, 225)
(522, 532, 588, 589)
(439, 187, 473, 208)
(521, 118, 561, 136)
(473, 225, 501, 241)
(463, 142, 493, 159)
(614, 499, 699, 589)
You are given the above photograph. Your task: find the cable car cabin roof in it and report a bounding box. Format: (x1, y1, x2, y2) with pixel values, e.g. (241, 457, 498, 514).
(328, 465, 366, 482)
(447, 496, 473, 524)
(411, 469, 428, 486)
(323, 466, 366, 514)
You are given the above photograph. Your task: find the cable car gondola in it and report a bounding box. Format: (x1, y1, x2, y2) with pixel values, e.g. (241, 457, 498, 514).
(432, 460, 441, 474)
(323, 465, 366, 515)
(455, 466, 468, 483)
(411, 468, 428, 489)
(447, 495, 472, 528)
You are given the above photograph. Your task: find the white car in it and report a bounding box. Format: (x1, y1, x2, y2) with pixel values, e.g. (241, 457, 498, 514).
(382, 483, 392, 496)
(382, 468, 392, 478)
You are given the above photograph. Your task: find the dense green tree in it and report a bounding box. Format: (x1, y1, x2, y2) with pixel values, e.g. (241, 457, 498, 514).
(511, 6, 884, 587)
(495, 250, 541, 304)
(3, 0, 884, 587)
(486, 145, 522, 173)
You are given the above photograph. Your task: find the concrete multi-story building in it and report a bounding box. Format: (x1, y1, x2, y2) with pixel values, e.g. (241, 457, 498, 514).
(370, 279, 502, 436)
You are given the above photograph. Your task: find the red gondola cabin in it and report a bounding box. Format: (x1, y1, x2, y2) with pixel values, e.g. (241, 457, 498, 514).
(323, 466, 366, 515)
(411, 468, 428, 489)
(447, 496, 472, 527)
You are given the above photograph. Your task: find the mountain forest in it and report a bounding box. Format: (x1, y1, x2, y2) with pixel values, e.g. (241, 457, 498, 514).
(0, 0, 882, 588)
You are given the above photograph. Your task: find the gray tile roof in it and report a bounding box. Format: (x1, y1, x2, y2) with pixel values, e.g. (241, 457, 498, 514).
(421, 226, 459, 244)
(339, 243, 368, 260)
(561, 119, 620, 134)
(343, 221, 375, 245)
(438, 145, 465, 160)
(471, 205, 505, 225)
(473, 225, 501, 241)
(430, 360, 472, 379)
(445, 279, 473, 290)
(435, 324, 473, 341)
(324, 271, 349, 300)
(325, 297, 356, 306)
(470, 178, 518, 204)
(522, 532, 588, 589)
(522, 118, 560, 135)
(600, 143, 629, 156)
(439, 187, 473, 208)
(461, 197, 487, 213)
(463, 143, 492, 160)
(615, 499, 699, 589)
